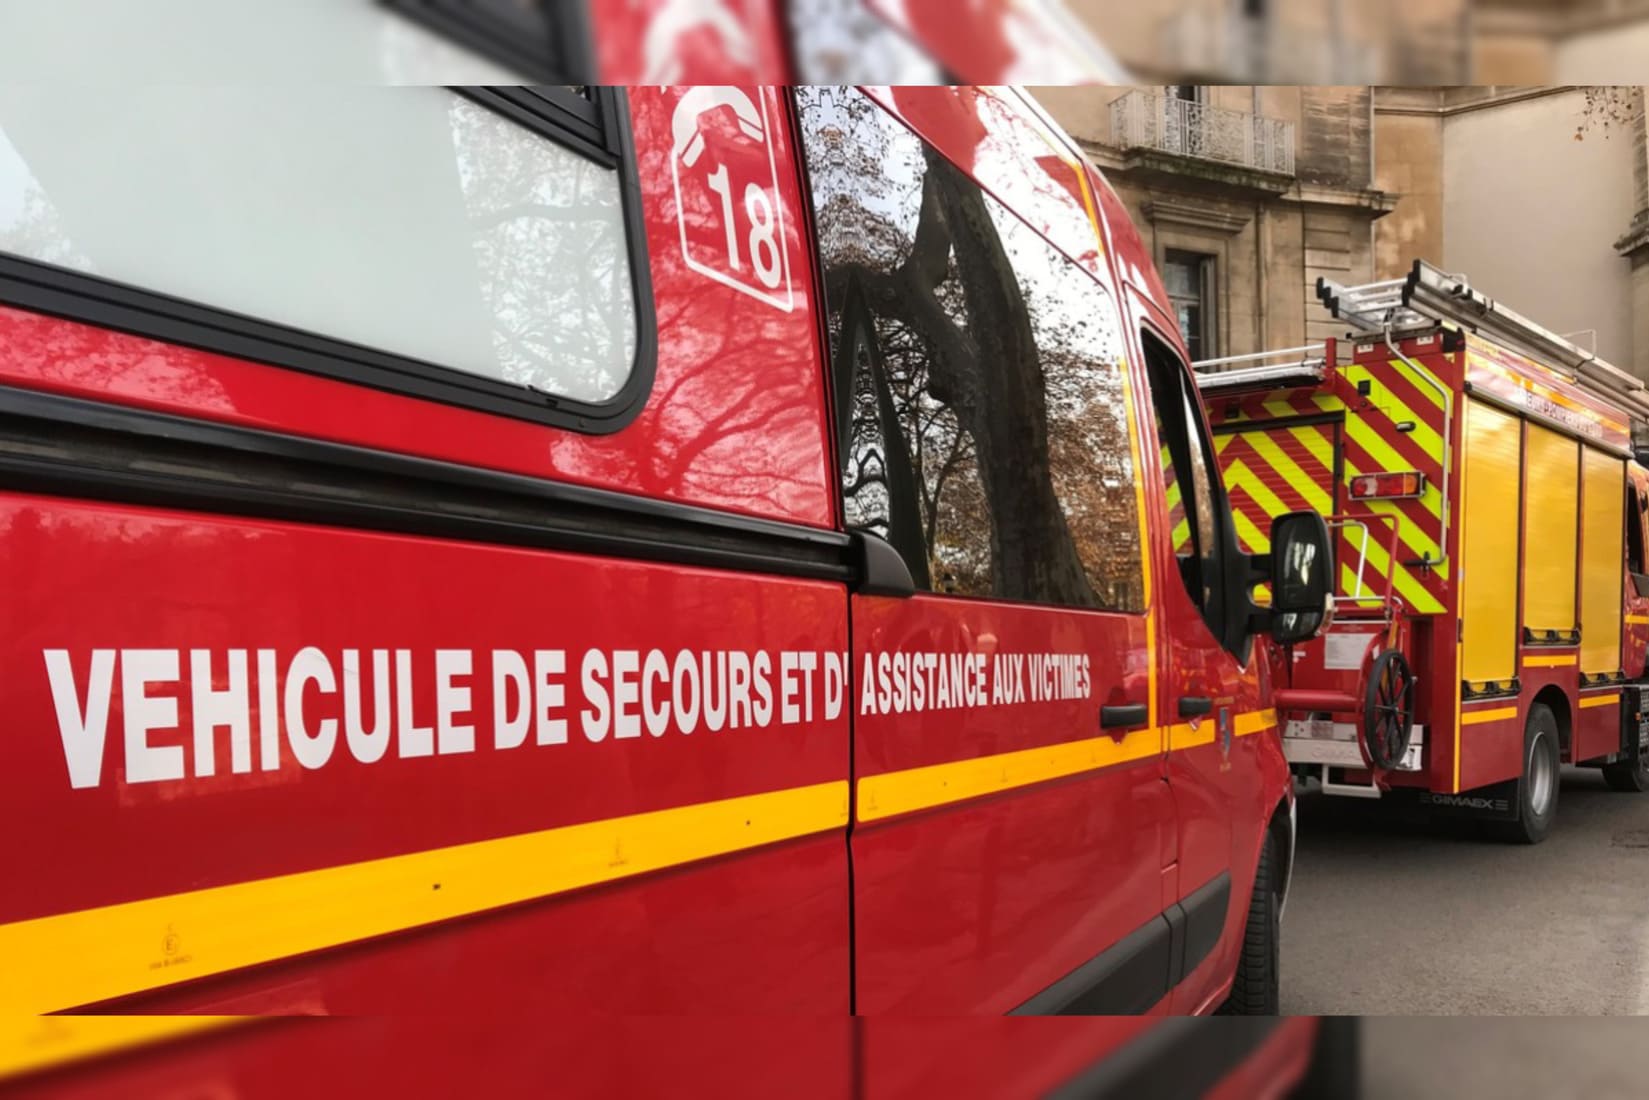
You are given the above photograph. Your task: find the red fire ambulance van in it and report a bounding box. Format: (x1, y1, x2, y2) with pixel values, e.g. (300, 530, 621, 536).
(0, 86, 1328, 1023)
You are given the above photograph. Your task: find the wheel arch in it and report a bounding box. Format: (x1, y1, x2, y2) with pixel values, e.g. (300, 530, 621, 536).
(1267, 796, 1295, 917)
(1533, 685, 1571, 760)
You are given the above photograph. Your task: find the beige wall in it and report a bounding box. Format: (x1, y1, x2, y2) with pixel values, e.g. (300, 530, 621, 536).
(1442, 89, 1638, 369)
(1067, 0, 1468, 81)
(1554, 21, 1649, 82)
(1471, 32, 1557, 84)
(1373, 91, 1445, 279)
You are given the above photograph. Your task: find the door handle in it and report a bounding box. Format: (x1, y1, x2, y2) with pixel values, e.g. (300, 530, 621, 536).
(1100, 703, 1148, 730)
(1178, 695, 1214, 718)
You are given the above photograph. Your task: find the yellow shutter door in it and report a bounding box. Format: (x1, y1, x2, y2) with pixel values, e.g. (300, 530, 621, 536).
(1580, 447, 1625, 675)
(1522, 423, 1579, 634)
(1460, 400, 1521, 685)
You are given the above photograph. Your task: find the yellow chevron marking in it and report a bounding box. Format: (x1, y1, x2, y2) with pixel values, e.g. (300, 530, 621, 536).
(1223, 458, 1293, 520)
(1386, 357, 1448, 411)
(1288, 423, 1336, 471)
(1344, 364, 1445, 462)
(1233, 508, 1269, 554)
(1242, 431, 1334, 513)
(1338, 450, 1448, 585)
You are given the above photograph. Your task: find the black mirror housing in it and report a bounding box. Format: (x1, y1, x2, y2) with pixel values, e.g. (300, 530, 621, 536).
(1267, 511, 1334, 645)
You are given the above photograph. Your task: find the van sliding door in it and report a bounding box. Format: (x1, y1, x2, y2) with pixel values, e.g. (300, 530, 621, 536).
(796, 87, 1171, 1014)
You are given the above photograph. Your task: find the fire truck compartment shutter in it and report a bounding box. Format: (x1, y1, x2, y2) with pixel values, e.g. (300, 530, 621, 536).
(1522, 423, 1580, 635)
(1460, 399, 1521, 685)
(1580, 448, 1626, 676)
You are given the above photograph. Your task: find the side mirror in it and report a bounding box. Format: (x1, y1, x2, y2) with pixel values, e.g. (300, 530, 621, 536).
(1268, 511, 1334, 645)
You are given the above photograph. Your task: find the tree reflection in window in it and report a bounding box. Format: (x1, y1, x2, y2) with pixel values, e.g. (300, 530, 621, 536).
(798, 88, 1144, 612)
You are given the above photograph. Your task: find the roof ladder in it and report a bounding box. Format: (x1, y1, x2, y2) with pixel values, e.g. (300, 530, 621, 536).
(1320, 259, 1649, 426)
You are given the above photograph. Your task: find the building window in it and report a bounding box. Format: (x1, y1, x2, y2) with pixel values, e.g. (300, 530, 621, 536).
(797, 87, 1146, 613)
(1163, 250, 1216, 363)
(0, 86, 654, 431)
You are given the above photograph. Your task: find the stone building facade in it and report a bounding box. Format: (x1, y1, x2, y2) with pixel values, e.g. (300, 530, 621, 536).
(1034, 84, 1396, 363)
(1068, 0, 1472, 84)
(1036, 82, 1649, 382)
(1070, 0, 1646, 84)
(1373, 86, 1649, 380)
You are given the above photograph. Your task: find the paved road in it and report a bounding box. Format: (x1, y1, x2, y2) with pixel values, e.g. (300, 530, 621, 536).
(1362, 1019, 1644, 1099)
(1280, 767, 1649, 1015)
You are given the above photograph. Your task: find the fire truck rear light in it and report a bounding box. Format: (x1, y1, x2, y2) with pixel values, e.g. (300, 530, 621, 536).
(1350, 471, 1425, 499)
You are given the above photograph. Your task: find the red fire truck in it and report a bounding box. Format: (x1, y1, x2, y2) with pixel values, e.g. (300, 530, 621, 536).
(0, 85, 1330, 1034)
(1197, 261, 1649, 842)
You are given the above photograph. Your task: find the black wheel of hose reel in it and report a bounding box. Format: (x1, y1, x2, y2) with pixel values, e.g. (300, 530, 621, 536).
(1362, 650, 1415, 772)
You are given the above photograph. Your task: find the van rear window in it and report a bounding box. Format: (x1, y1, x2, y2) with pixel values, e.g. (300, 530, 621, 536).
(0, 85, 653, 432)
(797, 87, 1145, 613)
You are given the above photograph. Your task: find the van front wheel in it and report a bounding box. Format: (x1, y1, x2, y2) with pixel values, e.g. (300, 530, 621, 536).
(1217, 832, 1280, 1015)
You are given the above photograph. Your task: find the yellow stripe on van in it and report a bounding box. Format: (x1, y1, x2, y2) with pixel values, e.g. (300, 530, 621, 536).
(0, 781, 850, 1015)
(0, 1017, 243, 1081)
(1165, 709, 1277, 752)
(859, 727, 1160, 822)
(1461, 706, 1519, 726)
(862, 709, 1278, 821)
(1580, 692, 1621, 709)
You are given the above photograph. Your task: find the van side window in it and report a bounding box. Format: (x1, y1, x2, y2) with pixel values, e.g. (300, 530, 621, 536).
(0, 86, 652, 431)
(796, 87, 1144, 612)
(1144, 331, 1224, 640)
(1628, 484, 1647, 576)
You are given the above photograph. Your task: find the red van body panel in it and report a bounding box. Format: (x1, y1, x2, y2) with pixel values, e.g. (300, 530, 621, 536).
(0, 88, 839, 531)
(0, 83, 1294, 1046)
(0, 1017, 1324, 1099)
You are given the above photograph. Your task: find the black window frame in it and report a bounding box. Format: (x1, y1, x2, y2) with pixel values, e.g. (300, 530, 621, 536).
(1143, 326, 1256, 661)
(1628, 482, 1647, 575)
(381, 0, 596, 84)
(0, 86, 657, 436)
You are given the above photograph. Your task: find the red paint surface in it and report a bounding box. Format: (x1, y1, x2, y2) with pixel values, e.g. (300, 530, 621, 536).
(850, 595, 1169, 1013)
(0, 86, 1298, 1032)
(587, 1, 794, 83)
(0, 89, 839, 531)
(4, 1017, 1320, 1099)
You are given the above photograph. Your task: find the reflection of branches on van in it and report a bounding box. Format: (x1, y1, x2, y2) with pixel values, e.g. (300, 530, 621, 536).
(834, 270, 931, 589)
(801, 86, 1145, 611)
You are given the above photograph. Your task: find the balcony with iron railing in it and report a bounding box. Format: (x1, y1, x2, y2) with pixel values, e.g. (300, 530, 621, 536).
(1108, 91, 1296, 177)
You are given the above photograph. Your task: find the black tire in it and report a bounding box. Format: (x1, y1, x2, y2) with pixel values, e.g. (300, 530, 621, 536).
(1602, 744, 1649, 792)
(1293, 1017, 1360, 1099)
(1218, 832, 1280, 1015)
(1494, 703, 1560, 845)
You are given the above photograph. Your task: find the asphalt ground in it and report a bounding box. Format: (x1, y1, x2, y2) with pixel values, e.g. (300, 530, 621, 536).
(1361, 1018, 1644, 1099)
(1280, 766, 1649, 1016)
